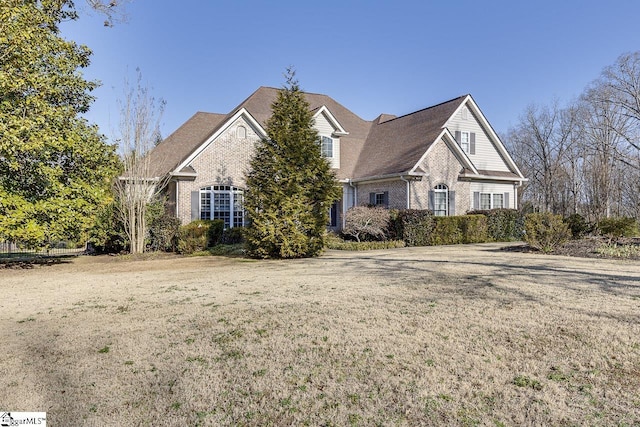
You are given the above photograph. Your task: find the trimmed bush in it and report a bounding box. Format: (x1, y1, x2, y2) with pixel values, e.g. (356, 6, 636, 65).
(564, 213, 593, 239)
(327, 239, 406, 251)
(147, 214, 181, 252)
(392, 209, 435, 246)
(208, 220, 225, 246)
(460, 215, 490, 243)
(524, 213, 571, 253)
(221, 227, 246, 245)
(342, 206, 390, 242)
(177, 220, 224, 254)
(597, 217, 638, 238)
(467, 209, 525, 241)
(430, 216, 464, 245)
(429, 215, 489, 245)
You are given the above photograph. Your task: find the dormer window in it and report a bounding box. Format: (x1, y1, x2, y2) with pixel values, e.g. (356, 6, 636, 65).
(321, 136, 333, 158)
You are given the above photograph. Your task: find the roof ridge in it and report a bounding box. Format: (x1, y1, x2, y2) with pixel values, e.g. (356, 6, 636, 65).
(378, 94, 468, 124)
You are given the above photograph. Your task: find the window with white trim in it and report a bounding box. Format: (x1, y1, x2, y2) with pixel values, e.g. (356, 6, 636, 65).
(460, 131, 470, 153)
(480, 193, 492, 210)
(492, 193, 504, 209)
(321, 136, 333, 158)
(199, 185, 244, 228)
(236, 125, 246, 139)
(433, 184, 449, 216)
(480, 193, 504, 210)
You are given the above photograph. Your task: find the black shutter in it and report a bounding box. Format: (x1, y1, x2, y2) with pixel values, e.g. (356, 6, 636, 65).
(449, 191, 455, 216)
(473, 192, 480, 210)
(455, 130, 461, 143)
(428, 190, 435, 211)
(504, 192, 510, 209)
(383, 191, 389, 208)
(369, 192, 375, 206)
(191, 190, 200, 221)
(470, 133, 476, 155)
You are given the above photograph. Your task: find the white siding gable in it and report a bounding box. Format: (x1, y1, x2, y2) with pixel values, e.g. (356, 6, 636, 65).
(313, 111, 341, 170)
(445, 103, 510, 172)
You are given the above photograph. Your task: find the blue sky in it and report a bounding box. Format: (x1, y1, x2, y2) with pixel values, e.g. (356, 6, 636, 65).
(61, 0, 640, 142)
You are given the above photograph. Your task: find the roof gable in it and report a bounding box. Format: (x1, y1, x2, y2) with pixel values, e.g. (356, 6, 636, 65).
(146, 112, 226, 178)
(445, 95, 525, 179)
(352, 95, 467, 179)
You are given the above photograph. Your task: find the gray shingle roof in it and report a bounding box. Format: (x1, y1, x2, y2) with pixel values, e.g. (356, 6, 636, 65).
(147, 112, 226, 177)
(353, 96, 466, 178)
(147, 88, 478, 181)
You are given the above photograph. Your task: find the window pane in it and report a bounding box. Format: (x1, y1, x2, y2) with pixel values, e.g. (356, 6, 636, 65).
(321, 136, 333, 157)
(375, 193, 384, 206)
(213, 192, 231, 228)
(200, 192, 211, 220)
(434, 192, 447, 216)
(493, 194, 503, 209)
(461, 132, 470, 153)
(480, 193, 491, 210)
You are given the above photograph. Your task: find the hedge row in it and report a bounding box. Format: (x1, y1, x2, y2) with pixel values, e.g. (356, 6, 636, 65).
(388, 208, 525, 246)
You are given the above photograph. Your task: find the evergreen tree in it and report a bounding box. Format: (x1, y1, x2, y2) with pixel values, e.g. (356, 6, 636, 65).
(0, 0, 121, 247)
(244, 70, 340, 258)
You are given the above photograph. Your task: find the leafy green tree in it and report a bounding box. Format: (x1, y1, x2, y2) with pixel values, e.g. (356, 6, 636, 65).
(0, 0, 121, 248)
(244, 70, 341, 258)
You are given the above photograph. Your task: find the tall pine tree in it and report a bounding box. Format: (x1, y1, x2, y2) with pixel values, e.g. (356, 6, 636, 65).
(244, 70, 340, 258)
(0, 0, 120, 247)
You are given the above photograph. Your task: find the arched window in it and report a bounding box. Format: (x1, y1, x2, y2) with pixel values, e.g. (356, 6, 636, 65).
(236, 125, 247, 139)
(199, 185, 244, 228)
(433, 184, 449, 216)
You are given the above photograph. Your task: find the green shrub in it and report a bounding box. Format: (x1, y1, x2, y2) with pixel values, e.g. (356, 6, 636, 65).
(391, 209, 434, 246)
(430, 216, 464, 245)
(597, 217, 638, 238)
(221, 227, 246, 245)
(564, 213, 593, 239)
(524, 213, 571, 253)
(460, 215, 490, 243)
(147, 214, 181, 252)
(326, 239, 406, 251)
(467, 209, 524, 241)
(208, 220, 225, 246)
(177, 220, 224, 254)
(429, 215, 489, 245)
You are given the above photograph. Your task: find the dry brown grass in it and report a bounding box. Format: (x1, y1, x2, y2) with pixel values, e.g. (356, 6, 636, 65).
(1, 244, 639, 426)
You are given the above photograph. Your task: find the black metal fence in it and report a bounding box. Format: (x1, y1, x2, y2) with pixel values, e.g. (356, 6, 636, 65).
(0, 241, 86, 258)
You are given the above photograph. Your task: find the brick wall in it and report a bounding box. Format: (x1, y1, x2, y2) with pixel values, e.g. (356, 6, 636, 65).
(176, 117, 259, 224)
(356, 180, 407, 209)
(410, 140, 471, 214)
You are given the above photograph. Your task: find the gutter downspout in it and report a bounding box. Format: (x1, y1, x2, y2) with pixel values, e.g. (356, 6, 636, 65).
(400, 175, 410, 209)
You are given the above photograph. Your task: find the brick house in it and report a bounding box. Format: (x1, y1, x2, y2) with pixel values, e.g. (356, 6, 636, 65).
(147, 87, 526, 229)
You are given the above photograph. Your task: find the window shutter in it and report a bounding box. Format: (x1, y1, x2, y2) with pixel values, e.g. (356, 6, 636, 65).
(504, 192, 510, 209)
(428, 190, 435, 211)
(455, 130, 461, 143)
(473, 192, 480, 210)
(191, 191, 200, 221)
(383, 191, 389, 208)
(369, 192, 375, 205)
(449, 191, 455, 216)
(470, 133, 476, 155)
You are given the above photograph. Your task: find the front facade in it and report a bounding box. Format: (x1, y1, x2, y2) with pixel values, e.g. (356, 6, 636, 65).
(147, 87, 526, 229)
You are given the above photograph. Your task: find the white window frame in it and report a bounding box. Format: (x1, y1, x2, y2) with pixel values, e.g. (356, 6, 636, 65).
(433, 184, 449, 216)
(460, 131, 470, 154)
(480, 192, 505, 210)
(321, 135, 333, 158)
(199, 185, 244, 228)
(492, 193, 504, 209)
(374, 192, 385, 206)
